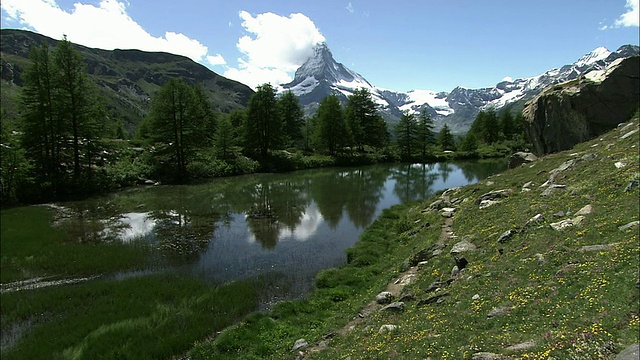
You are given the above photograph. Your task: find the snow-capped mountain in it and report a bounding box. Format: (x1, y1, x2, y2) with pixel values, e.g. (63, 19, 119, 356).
(280, 43, 639, 134)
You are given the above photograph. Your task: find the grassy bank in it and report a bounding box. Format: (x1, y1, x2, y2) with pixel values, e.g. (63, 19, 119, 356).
(188, 118, 639, 359)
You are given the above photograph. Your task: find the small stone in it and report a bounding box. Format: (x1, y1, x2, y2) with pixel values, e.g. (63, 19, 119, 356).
(441, 207, 457, 218)
(476, 189, 512, 204)
(524, 214, 544, 228)
(378, 324, 398, 334)
(451, 265, 460, 277)
(535, 253, 546, 266)
(497, 229, 516, 243)
(450, 240, 477, 255)
(380, 302, 405, 312)
(618, 221, 639, 231)
(506, 340, 536, 352)
(292, 338, 309, 351)
(375, 291, 394, 304)
(472, 352, 509, 360)
(541, 184, 567, 196)
(553, 211, 566, 218)
(550, 216, 584, 231)
(575, 204, 593, 216)
(624, 179, 639, 192)
(472, 294, 480, 300)
(615, 161, 626, 168)
(621, 128, 639, 139)
(579, 243, 618, 252)
(487, 306, 512, 318)
(479, 199, 500, 209)
(417, 293, 449, 306)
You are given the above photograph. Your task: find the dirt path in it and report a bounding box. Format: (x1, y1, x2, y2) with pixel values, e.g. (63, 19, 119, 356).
(301, 216, 455, 357)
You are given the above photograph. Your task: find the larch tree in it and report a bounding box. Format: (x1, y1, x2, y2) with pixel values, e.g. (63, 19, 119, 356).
(244, 83, 281, 158)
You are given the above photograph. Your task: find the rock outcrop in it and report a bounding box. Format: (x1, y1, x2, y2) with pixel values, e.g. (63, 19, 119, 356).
(523, 56, 640, 155)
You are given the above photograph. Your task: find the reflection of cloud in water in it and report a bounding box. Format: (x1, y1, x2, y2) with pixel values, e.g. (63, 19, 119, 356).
(245, 203, 323, 244)
(280, 203, 323, 241)
(103, 212, 156, 242)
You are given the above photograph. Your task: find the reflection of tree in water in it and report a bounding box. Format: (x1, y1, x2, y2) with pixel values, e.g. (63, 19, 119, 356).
(456, 159, 508, 182)
(50, 201, 136, 244)
(438, 162, 454, 183)
(392, 163, 439, 203)
(238, 178, 310, 249)
(142, 188, 219, 264)
(342, 167, 390, 229)
(310, 171, 346, 228)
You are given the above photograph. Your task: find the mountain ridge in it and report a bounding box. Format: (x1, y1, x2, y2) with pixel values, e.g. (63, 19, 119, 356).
(281, 41, 639, 134)
(0, 29, 254, 133)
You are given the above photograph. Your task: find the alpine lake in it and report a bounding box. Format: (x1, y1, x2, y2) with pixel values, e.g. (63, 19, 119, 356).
(0, 160, 507, 358)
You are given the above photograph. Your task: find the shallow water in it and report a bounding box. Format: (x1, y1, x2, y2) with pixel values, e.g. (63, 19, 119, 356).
(36, 161, 507, 301)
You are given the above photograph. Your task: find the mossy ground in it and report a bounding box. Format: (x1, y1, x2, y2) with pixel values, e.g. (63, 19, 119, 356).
(192, 119, 639, 359)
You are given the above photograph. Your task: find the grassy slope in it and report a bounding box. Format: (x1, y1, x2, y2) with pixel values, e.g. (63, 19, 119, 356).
(192, 118, 639, 359)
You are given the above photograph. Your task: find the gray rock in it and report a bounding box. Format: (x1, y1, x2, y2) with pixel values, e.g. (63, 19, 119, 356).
(375, 291, 394, 304)
(618, 221, 639, 231)
(479, 199, 500, 209)
(509, 152, 538, 169)
(579, 243, 618, 252)
(497, 229, 517, 243)
(487, 306, 512, 318)
(535, 253, 546, 266)
(472, 352, 510, 360)
(524, 214, 544, 228)
(378, 324, 398, 334)
(380, 302, 405, 312)
(522, 181, 534, 191)
(616, 343, 639, 360)
(441, 207, 457, 218)
(624, 179, 639, 192)
(450, 240, 477, 255)
(541, 184, 567, 196)
(505, 340, 536, 352)
(417, 292, 449, 306)
(292, 338, 309, 351)
(522, 56, 640, 155)
(477, 189, 512, 204)
(575, 204, 593, 216)
(621, 128, 639, 139)
(451, 265, 460, 277)
(428, 199, 449, 211)
(550, 216, 585, 230)
(553, 211, 566, 218)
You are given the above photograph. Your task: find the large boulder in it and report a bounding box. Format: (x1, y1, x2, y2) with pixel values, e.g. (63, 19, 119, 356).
(523, 56, 640, 155)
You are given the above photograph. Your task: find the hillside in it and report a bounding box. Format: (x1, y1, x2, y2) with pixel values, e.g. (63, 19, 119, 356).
(0, 29, 253, 133)
(188, 115, 639, 359)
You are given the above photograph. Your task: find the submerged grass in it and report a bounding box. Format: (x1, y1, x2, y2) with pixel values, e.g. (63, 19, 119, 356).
(189, 119, 639, 359)
(0, 206, 149, 283)
(1, 274, 261, 359)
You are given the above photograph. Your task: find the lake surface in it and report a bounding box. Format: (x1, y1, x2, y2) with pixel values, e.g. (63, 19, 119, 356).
(45, 161, 506, 303)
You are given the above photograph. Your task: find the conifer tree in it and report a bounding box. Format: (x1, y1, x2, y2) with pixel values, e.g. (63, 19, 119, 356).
(394, 111, 417, 160)
(277, 90, 304, 148)
(314, 95, 348, 155)
(244, 83, 281, 158)
(437, 123, 456, 151)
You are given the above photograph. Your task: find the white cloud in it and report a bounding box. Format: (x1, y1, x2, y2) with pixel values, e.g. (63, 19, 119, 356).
(206, 54, 226, 66)
(502, 76, 513, 82)
(223, 11, 325, 89)
(346, 2, 355, 14)
(1, 0, 220, 64)
(614, 0, 639, 27)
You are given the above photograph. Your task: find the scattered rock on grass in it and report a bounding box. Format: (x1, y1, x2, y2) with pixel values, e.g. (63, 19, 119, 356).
(575, 204, 593, 216)
(417, 292, 449, 306)
(487, 306, 512, 318)
(476, 189, 512, 204)
(292, 338, 308, 351)
(579, 243, 618, 252)
(378, 324, 398, 334)
(472, 352, 511, 360)
(618, 221, 639, 231)
(497, 229, 517, 243)
(505, 340, 536, 352)
(380, 302, 405, 312)
(550, 216, 585, 230)
(451, 240, 477, 255)
(376, 291, 394, 304)
(624, 180, 639, 192)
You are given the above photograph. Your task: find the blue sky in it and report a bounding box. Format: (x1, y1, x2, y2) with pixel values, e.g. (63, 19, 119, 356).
(1, 0, 638, 91)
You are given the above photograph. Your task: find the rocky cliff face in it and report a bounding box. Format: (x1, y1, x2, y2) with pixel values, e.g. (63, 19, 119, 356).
(523, 56, 639, 155)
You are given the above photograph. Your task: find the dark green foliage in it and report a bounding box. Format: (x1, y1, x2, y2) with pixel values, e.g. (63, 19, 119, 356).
(437, 123, 456, 151)
(313, 95, 349, 155)
(214, 115, 235, 160)
(416, 110, 436, 159)
(345, 88, 389, 149)
(18, 38, 107, 200)
(143, 78, 214, 182)
(277, 90, 305, 148)
(244, 83, 281, 158)
(394, 111, 417, 160)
